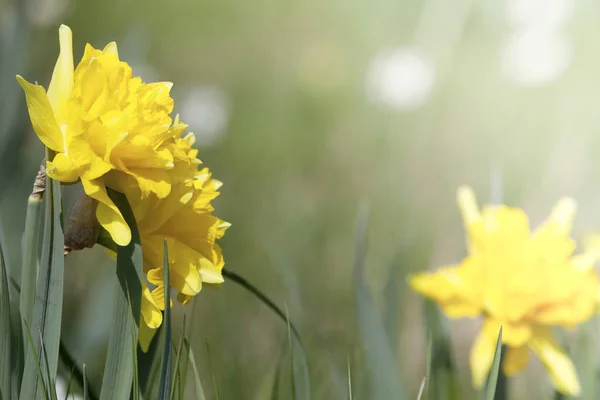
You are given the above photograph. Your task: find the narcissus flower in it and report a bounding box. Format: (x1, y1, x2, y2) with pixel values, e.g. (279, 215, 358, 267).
(17, 24, 185, 246)
(409, 186, 600, 396)
(112, 167, 229, 351)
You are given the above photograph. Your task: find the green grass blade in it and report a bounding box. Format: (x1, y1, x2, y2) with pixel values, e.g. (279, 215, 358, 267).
(20, 187, 43, 328)
(205, 341, 219, 400)
(0, 230, 11, 400)
(180, 300, 199, 394)
(100, 286, 133, 400)
(58, 342, 98, 400)
(129, 293, 140, 400)
(138, 324, 165, 399)
(423, 300, 461, 400)
(222, 269, 304, 347)
(22, 321, 50, 400)
(221, 268, 310, 397)
(38, 330, 57, 400)
(347, 357, 352, 400)
(353, 206, 405, 400)
(158, 239, 173, 399)
(83, 365, 89, 400)
(99, 190, 143, 400)
(483, 327, 503, 400)
(99, 285, 135, 400)
(185, 339, 206, 400)
(284, 304, 297, 400)
(171, 322, 186, 400)
(417, 377, 427, 400)
(21, 153, 64, 400)
(63, 365, 76, 400)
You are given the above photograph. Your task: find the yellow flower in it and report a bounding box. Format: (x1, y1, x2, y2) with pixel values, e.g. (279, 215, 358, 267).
(17, 25, 184, 246)
(409, 186, 600, 396)
(116, 167, 229, 351)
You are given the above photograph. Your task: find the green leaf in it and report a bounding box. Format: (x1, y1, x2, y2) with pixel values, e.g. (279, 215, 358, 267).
(221, 268, 310, 397)
(59, 342, 98, 400)
(285, 304, 297, 400)
(205, 341, 219, 400)
(353, 205, 405, 400)
(184, 339, 206, 400)
(0, 223, 11, 399)
(484, 327, 503, 400)
(22, 321, 51, 400)
(347, 357, 353, 400)
(422, 301, 462, 400)
(20, 185, 43, 327)
(99, 190, 143, 400)
(39, 330, 57, 400)
(138, 324, 165, 399)
(21, 152, 64, 400)
(129, 297, 140, 400)
(171, 322, 186, 400)
(158, 239, 173, 400)
(83, 364, 89, 400)
(99, 285, 135, 400)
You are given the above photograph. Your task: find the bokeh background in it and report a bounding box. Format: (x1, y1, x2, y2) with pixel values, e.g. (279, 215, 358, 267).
(2, 0, 600, 398)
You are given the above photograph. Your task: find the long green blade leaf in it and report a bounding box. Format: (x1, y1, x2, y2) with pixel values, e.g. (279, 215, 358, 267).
(20, 176, 44, 326)
(83, 364, 89, 400)
(21, 153, 64, 400)
(185, 339, 206, 400)
(99, 190, 143, 400)
(158, 239, 172, 399)
(0, 223, 11, 399)
(22, 321, 50, 400)
(484, 327, 503, 400)
(205, 341, 219, 400)
(138, 324, 165, 399)
(423, 300, 461, 400)
(353, 206, 405, 399)
(171, 321, 185, 400)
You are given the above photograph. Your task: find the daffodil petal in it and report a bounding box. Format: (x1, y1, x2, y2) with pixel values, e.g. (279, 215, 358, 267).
(502, 346, 530, 376)
(102, 41, 119, 56)
(470, 323, 497, 389)
(536, 198, 576, 238)
(81, 179, 131, 246)
(457, 186, 485, 254)
(141, 281, 162, 329)
(16, 76, 64, 152)
(47, 24, 74, 115)
(529, 333, 581, 396)
(409, 266, 481, 318)
(139, 319, 158, 353)
(47, 153, 79, 182)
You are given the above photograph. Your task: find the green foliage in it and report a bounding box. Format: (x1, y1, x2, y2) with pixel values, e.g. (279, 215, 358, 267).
(353, 206, 406, 400)
(483, 328, 504, 400)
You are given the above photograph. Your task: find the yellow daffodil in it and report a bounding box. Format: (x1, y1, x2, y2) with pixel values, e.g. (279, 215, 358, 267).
(113, 167, 229, 351)
(409, 186, 600, 396)
(17, 25, 185, 246)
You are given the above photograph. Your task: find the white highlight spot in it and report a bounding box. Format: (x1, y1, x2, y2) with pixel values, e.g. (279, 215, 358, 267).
(500, 29, 572, 86)
(179, 86, 229, 147)
(366, 47, 435, 111)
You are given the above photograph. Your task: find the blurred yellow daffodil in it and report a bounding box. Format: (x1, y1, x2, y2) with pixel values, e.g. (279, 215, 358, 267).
(17, 25, 185, 246)
(410, 186, 600, 396)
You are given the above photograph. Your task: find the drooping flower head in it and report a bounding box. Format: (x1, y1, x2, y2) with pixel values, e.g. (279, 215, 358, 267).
(17, 25, 186, 246)
(409, 186, 600, 395)
(111, 167, 229, 350)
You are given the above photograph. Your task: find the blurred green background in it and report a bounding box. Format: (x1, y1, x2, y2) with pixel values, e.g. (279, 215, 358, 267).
(3, 0, 600, 398)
